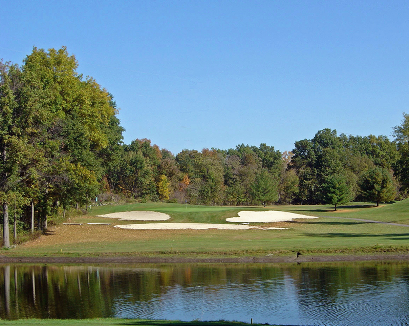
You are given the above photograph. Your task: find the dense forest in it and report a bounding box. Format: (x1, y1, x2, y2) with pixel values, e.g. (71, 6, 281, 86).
(1, 47, 409, 247)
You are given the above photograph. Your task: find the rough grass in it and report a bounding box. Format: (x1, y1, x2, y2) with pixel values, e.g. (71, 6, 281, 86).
(5, 199, 409, 257)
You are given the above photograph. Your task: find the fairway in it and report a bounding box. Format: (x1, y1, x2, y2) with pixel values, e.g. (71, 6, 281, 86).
(1, 199, 407, 259)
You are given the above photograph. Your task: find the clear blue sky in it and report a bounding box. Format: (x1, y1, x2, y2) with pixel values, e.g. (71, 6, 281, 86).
(2, 0, 408, 155)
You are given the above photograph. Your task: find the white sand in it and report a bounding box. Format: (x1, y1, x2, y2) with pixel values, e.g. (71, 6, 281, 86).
(97, 210, 316, 230)
(114, 223, 286, 230)
(97, 211, 171, 221)
(226, 211, 318, 223)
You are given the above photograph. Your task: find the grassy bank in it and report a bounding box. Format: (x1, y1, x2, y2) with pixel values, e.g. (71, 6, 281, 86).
(3, 199, 409, 258)
(1, 319, 275, 326)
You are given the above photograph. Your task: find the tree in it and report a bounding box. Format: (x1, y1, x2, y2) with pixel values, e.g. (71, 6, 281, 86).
(236, 145, 262, 204)
(97, 95, 125, 192)
(251, 143, 282, 178)
(158, 149, 181, 198)
(157, 175, 170, 201)
(393, 113, 409, 143)
(1, 47, 119, 244)
(292, 129, 345, 204)
(322, 174, 352, 211)
(251, 169, 278, 205)
(19, 47, 116, 228)
(393, 113, 409, 194)
(0, 61, 38, 246)
(278, 169, 299, 204)
(197, 149, 225, 205)
(223, 154, 246, 205)
(359, 167, 396, 206)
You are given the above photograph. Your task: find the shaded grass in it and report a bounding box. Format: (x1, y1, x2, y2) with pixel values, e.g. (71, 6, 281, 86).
(275, 200, 409, 223)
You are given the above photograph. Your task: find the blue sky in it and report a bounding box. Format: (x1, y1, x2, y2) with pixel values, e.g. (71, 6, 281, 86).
(2, 0, 408, 155)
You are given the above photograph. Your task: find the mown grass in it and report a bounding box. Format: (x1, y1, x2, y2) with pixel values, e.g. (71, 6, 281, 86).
(84, 202, 245, 224)
(1, 319, 275, 326)
(5, 199, 409, 257)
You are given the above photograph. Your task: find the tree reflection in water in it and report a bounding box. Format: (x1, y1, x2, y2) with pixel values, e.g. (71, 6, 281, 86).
(0, 263, 409, 325)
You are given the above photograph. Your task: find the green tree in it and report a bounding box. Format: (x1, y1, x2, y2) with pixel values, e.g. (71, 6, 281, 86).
(0, 61, 38, 246)
(292, 128, 346, 204)
(20, 47, 116, 227)
(197, 149, 225, 205)
(223, 154, 246, 205)
(1, 47, 120, 243)
(116, 139, 163, 200)
(359, 167, 396, 206)
(278, 169, 299, 204)
(322, 173, 352, 211)
(251, 169, 278, 205)
(393, 113, 409, 194)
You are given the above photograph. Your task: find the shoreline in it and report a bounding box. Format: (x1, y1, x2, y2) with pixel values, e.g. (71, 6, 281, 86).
(1, 253, 409, 264)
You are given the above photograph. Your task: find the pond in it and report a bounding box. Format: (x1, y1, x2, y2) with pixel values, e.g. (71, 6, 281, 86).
(1, 262, 409, 325)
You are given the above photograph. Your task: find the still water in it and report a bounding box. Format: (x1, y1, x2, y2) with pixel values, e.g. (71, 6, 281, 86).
(1, 262, 409, 325)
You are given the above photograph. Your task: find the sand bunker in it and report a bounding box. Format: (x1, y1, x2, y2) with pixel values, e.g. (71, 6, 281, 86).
(97, 211, 171, 221)
(99, 210, 315, 230)
(226, 211, 318, 223)
(115, 223, 286, 230)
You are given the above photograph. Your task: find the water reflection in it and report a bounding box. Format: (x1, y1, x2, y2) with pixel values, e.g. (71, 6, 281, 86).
(1, 262, 409, 325)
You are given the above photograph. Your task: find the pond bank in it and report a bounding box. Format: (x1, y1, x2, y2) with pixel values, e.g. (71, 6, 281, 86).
(1, 253, 409, 264)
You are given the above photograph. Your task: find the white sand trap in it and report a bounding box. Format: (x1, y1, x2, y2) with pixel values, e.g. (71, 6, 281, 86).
(97, 211, 171, 221)
(115, 223, 286, 230)
(226, 211, 318, 223)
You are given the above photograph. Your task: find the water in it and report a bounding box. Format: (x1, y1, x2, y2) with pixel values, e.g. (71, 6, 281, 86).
(1, 262, 409, 325)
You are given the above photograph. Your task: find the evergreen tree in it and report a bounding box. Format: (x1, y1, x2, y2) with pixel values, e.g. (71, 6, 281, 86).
(322, 173, 352, 211)
(251, 169, 278, 205)
(359, 167, 396, 206)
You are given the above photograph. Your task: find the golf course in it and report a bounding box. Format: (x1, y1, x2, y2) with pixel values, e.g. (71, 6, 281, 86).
(2, 199, 408, 261)
(2, 200, 409, 325)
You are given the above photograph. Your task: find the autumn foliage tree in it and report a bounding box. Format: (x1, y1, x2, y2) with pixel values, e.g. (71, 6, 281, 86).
(157, 175, 170, 200)
(0, 47, 118, 247)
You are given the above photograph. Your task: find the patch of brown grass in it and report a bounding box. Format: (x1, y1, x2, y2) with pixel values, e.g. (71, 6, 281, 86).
(19, 225, 184, 248)
(19, 224, 229, 249)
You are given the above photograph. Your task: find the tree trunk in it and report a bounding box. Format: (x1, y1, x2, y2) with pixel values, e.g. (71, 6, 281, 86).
(13, 210, 17, 243)
(2, 145, 10, 248)
(42, 214, 47, 230)
(3, 202, 10, 248)
(31, 201, 35, 233)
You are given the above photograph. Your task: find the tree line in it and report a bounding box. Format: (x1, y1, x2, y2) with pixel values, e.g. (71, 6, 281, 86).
(107, 129, 407, 210)
(1, 47, 409, 247)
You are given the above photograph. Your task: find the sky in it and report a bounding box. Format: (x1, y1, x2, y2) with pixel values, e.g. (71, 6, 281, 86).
(1, 0, 409, 155)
